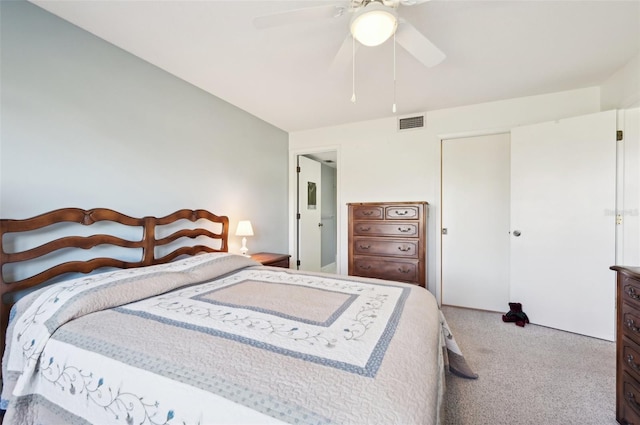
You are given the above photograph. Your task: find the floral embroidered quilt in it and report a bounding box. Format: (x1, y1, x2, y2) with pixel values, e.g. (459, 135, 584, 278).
(2, 253, 445, 425)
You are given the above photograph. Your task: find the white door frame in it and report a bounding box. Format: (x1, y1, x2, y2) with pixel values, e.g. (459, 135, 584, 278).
(288, 146, 341, 273)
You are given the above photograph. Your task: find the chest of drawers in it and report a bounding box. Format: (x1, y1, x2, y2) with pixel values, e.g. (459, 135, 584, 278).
(612, 265, 640, 425)
(348, 202, 427, 287)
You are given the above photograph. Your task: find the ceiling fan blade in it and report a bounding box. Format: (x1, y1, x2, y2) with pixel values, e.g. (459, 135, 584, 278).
(253, 4, 344, 29)
(399, 0, 432, 5)
(395, 21, 446, 68)
(329, 33, 360, 74)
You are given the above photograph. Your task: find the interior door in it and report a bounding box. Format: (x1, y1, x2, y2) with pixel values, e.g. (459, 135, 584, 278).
(297, 155, 322, 272)
(442, 133, 511, 312)
(510, 110, 617, 341)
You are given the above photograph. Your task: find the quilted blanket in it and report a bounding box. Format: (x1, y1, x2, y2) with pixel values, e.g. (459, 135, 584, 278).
(2, 253, 449, 425)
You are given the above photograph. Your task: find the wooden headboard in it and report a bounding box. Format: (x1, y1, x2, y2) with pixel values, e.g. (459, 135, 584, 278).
(0, 208, 229, 366)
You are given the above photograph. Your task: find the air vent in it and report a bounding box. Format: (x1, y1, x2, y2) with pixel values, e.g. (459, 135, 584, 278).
(398, 115, 424, 131)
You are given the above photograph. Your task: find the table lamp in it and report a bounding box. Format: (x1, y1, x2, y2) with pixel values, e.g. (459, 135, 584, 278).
(235, 220, 254, 256)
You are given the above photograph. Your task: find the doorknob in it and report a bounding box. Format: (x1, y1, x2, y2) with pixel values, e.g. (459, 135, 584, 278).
(513, 230, 522, 237)
(318, 223, 323, 227)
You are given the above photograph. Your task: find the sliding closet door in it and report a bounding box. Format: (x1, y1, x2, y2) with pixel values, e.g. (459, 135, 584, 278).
(442, 133, 511, 312)
(510, 110, 617, 341)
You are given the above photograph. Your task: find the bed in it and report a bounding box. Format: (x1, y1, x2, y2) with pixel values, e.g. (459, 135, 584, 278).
(0, 208, 473, 425)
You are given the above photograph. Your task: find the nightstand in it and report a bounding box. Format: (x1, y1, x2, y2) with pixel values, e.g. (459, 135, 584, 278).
(251, 252, 291, 268)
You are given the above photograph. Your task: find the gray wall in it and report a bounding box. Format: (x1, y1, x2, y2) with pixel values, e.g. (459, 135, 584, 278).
(0, 1, 289, 255)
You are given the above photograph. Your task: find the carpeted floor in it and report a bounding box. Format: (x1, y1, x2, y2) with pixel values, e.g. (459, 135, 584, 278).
(442, 305, 617, 425)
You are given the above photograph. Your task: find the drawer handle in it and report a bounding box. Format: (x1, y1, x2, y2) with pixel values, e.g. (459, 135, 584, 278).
(359, 245, 371, 250)
(627, 318, 640, 333)
(628, 354, 640, 372)
(394, 210, 409, 216)
(359, 226, 371, 232)
(398, 268, 411, 274)
(398, 246, 412, 252)
(627, 391, 640, 411)
(362, 211, 374, 216)
(398, 227, 412, 233)
(627, 286, 640, 300)
(359, 265, 371, 270)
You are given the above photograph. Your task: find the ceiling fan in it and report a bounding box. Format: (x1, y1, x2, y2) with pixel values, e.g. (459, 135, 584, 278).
(253, 0, 446, 70)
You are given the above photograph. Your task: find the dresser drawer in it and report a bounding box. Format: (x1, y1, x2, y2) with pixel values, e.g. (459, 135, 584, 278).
(266, 258, 290, 268)
(352, 222, 419, 237)
(352, 205, 384, 220)
(353, 237, 419, 258)
(251, 253, 290, 269)
(622, 302, 640, 345)
(352, 257, 419, 284)
(623, 336, 640, 384)
(623, 277, 640, 309)
(620, 372, 640, 425)
(385, 205, 420, 220)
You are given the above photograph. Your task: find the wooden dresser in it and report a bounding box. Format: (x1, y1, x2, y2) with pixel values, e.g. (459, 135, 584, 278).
(348, 202, 427, 287)
(613, 265, 640, 425)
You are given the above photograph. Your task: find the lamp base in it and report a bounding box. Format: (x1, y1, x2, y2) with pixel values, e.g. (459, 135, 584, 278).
(240, 237, 249, 256)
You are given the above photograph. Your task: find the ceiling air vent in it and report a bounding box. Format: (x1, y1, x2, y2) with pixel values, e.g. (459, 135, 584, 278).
(398, 115, 424, 131)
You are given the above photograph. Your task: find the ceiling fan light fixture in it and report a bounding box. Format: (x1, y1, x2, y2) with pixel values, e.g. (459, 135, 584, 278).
(350, 2, 398, 47)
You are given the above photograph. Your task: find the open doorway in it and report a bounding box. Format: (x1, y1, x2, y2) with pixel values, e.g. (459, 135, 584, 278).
(296, 151, 337, 273)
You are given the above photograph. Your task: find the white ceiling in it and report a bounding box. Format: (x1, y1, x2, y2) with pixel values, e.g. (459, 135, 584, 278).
(31, 0, 640, 132)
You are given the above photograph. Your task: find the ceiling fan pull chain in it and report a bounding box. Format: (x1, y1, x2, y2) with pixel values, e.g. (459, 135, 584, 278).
(351, 35, 357, 103)
(392, 31, 397, 113)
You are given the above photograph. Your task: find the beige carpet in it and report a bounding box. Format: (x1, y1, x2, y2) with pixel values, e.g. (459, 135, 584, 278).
(442, 305, 617, 425)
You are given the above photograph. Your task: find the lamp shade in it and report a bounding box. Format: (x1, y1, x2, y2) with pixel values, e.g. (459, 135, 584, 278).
(235, 220, 254, 237)
(350, 2, 398, 47)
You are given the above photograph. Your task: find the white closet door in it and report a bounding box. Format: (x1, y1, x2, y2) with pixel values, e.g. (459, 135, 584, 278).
(442, 133, 511, 312)
(510, 110, 617, 341)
